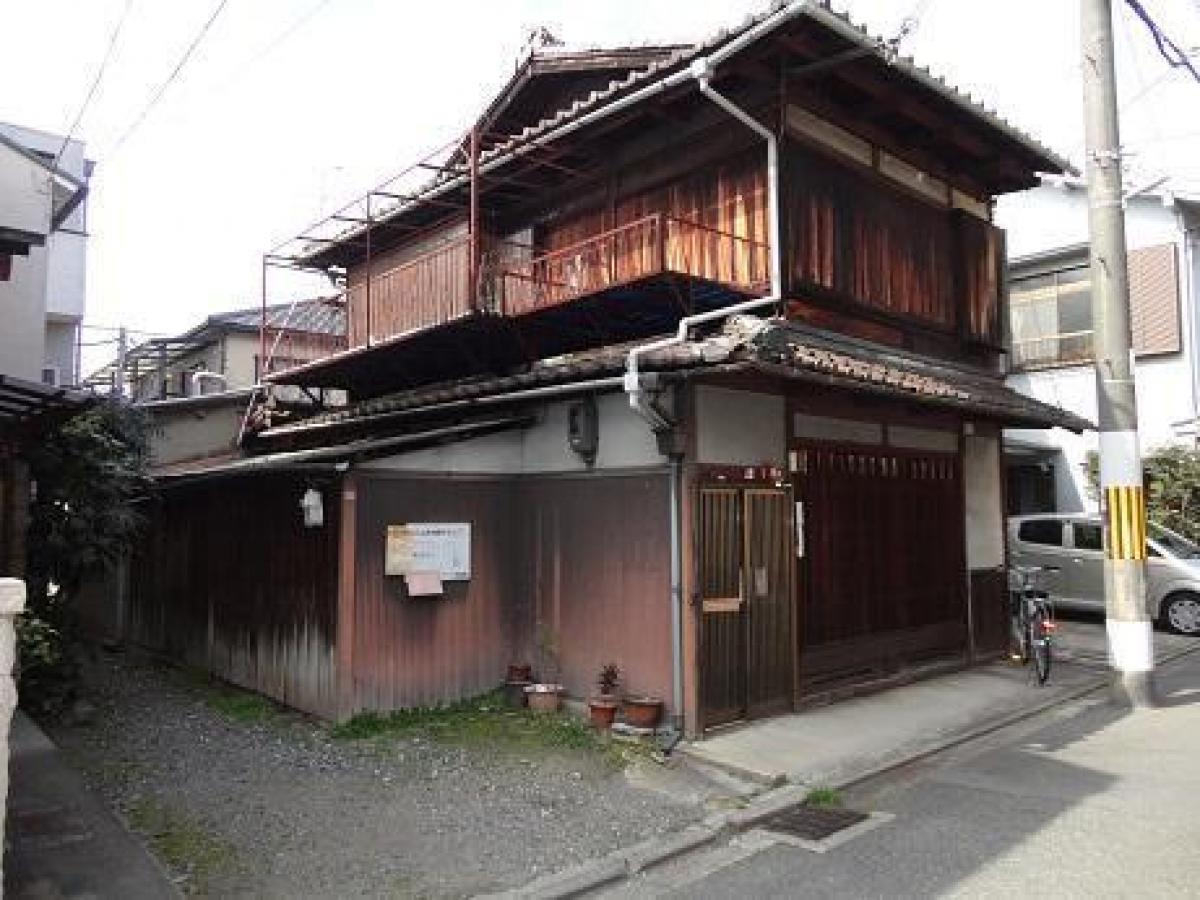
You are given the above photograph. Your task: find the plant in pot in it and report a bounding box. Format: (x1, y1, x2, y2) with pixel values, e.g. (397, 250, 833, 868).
(504, 662, 533, 708)
(587, 663, 621, 730)
(622, 693, 664, 730)
(525, 624, 563, 713)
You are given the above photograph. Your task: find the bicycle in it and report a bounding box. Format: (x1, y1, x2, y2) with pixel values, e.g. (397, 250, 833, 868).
(1008, 565, 1058, 685)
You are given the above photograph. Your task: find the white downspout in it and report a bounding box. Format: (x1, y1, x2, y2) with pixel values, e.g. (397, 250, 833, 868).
(624, 25, 804, 734)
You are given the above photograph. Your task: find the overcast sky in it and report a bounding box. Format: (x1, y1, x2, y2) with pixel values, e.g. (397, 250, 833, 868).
(1, 0, 1197, 373)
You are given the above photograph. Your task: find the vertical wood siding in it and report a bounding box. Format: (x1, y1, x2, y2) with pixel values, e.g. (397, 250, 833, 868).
(346, 220, 471, 347)
(500, 152, 769, 315)
(128, 475, 341, 718)
(794, 443, 967, 694)
(785, 144, 1004, 343)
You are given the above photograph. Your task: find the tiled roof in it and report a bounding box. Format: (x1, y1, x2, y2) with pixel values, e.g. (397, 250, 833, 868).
(257, 317, 1090, 443)
(301, 1, 1073, 264)
(212, 299, 345, 337)
(479, 1, 1072, 170)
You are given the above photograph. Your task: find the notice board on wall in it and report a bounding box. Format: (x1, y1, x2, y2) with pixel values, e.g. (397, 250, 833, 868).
(385, 523, 471, 582)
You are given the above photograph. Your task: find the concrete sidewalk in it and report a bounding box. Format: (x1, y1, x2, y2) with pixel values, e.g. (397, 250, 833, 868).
(681, 621, 1198, 787)
(5, 712, 178, 899)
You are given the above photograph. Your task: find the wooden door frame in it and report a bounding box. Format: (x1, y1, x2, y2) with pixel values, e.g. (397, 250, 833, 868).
(695, 476, 797, 731)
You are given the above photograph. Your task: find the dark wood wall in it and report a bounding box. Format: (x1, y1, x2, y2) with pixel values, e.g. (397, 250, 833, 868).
(129, 474, 341, 718)
(793, 441, 968, 696)
(783, 142, 1004, 352)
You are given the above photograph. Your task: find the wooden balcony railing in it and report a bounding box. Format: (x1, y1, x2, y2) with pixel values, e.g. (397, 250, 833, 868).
(496, 214, 770, 316)
(348, 237, 471, 346)
(346, 215, 771, 347)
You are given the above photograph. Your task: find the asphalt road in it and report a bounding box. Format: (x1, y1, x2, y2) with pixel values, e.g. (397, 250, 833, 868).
(611, 622, 1200, 899)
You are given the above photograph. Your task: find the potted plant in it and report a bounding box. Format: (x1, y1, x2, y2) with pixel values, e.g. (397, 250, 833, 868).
(525, 624, 563, 713)
(504, 662, 533, 707)
(587, 662, 621, 730)
(622, 694, 664, 729)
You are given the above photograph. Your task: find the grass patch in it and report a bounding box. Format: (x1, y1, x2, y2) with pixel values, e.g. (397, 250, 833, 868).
(804, 786, 843, 807)
(205, 690, 279, 724)
(126, 798, 237, 893)
(330, 690, 641, 765)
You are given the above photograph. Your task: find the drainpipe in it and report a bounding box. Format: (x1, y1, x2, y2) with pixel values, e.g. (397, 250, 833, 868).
(623, 21, 803, 737)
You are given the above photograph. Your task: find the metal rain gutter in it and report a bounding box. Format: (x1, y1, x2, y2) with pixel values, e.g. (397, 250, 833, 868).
(259, 376, 629, 442)
(620, 1, 811, 735)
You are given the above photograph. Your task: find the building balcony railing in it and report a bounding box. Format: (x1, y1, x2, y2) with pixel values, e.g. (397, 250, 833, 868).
(494, 214, 770, 316)
(343, 214, 770, 349)
(1010, 329, 1094, 370)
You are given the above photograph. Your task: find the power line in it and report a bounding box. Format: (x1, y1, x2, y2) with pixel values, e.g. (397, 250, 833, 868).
(52, 0, 135, 172)
(1124, 0, 1200, 83)
(105, 0, 231, 158)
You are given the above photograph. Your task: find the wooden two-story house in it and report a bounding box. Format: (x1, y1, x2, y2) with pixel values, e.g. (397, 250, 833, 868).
(127, 2, 1088, 734)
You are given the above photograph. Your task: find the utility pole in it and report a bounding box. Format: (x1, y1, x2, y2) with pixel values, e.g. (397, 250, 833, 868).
(1081, 0, 1155, 706)
(115, 326, 128, 399)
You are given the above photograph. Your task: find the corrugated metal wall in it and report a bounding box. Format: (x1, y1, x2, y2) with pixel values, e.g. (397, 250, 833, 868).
(350, 476, 522, 711)
(348, 471, 673, 714)
(517, 473, 673, 705)
(128, 474, 341, 718)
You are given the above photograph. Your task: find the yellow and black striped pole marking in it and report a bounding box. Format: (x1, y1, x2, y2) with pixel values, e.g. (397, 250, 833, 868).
(1104, 485, 1147, 561)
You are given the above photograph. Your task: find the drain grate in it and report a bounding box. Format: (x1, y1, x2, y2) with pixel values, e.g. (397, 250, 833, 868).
(762, 803, 869, 842)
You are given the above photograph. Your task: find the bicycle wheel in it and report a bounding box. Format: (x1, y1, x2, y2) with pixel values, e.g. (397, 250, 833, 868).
(1030, 613, 1052, 685)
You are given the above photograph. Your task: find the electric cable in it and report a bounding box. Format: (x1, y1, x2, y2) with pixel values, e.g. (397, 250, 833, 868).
(105, 0, 231, 158)
(52, 0, 135, 172)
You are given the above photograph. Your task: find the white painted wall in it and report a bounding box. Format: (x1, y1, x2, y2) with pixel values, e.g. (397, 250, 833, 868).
(146, 398, 246, 467)
(694, 385, 786, 466)
(361, 391, 662, 475)
(0, 122, 88, 384)
(963, 433, 1004, 570)
(0, 142, 50, 239)
(998, 183, 1199, 512)
(0, 246, 48, 381)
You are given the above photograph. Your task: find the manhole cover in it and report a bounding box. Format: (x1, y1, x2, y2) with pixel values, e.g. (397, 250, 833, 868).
(762, 804, 869, 841)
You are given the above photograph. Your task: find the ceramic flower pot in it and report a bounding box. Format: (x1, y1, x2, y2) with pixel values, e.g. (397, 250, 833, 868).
(622, 695, 663, 729)
(524, 683, 563, 713)
(587, 696, 619, 730)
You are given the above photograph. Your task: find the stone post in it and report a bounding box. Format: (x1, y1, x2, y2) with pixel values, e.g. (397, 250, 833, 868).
(0, 577, 26, 889)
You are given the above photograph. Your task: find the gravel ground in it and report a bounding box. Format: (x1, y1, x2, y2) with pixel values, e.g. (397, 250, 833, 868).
(46, 653, 705, 898)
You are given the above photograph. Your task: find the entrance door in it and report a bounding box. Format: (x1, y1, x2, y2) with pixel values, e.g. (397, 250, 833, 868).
(698, 486, 794, 729)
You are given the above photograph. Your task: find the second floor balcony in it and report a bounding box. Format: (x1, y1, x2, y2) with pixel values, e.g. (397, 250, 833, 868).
(345, 213, 770, 350)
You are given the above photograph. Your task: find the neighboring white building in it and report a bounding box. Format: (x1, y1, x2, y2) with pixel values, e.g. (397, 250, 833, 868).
(0, 121, 91, 387)
(997, 179, 1200, 513)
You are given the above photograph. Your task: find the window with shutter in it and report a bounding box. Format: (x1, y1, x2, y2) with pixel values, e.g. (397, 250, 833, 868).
(1129, 243, 1180, 356)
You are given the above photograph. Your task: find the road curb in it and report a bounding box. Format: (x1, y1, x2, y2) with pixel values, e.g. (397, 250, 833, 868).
(482, 644, 1200, 898)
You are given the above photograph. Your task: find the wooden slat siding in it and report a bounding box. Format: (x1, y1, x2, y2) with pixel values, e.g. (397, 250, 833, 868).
(957, 211, 1004, 343)
(794, 443, 967, 694)
(501, 150, 769, 317)
(970, 567, 1009, 658)
(347, 238, 471, 346)
(784, 144, 1004, 342)
(1130, 243, 1181, 355)
(519, 474, 673, 708)
(348, 472, 672, 714)
(699, 488, 746, 728)
(744, 489, 794, 718)
(344, 218, 470, 348)
(128, 474, 340, 718)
